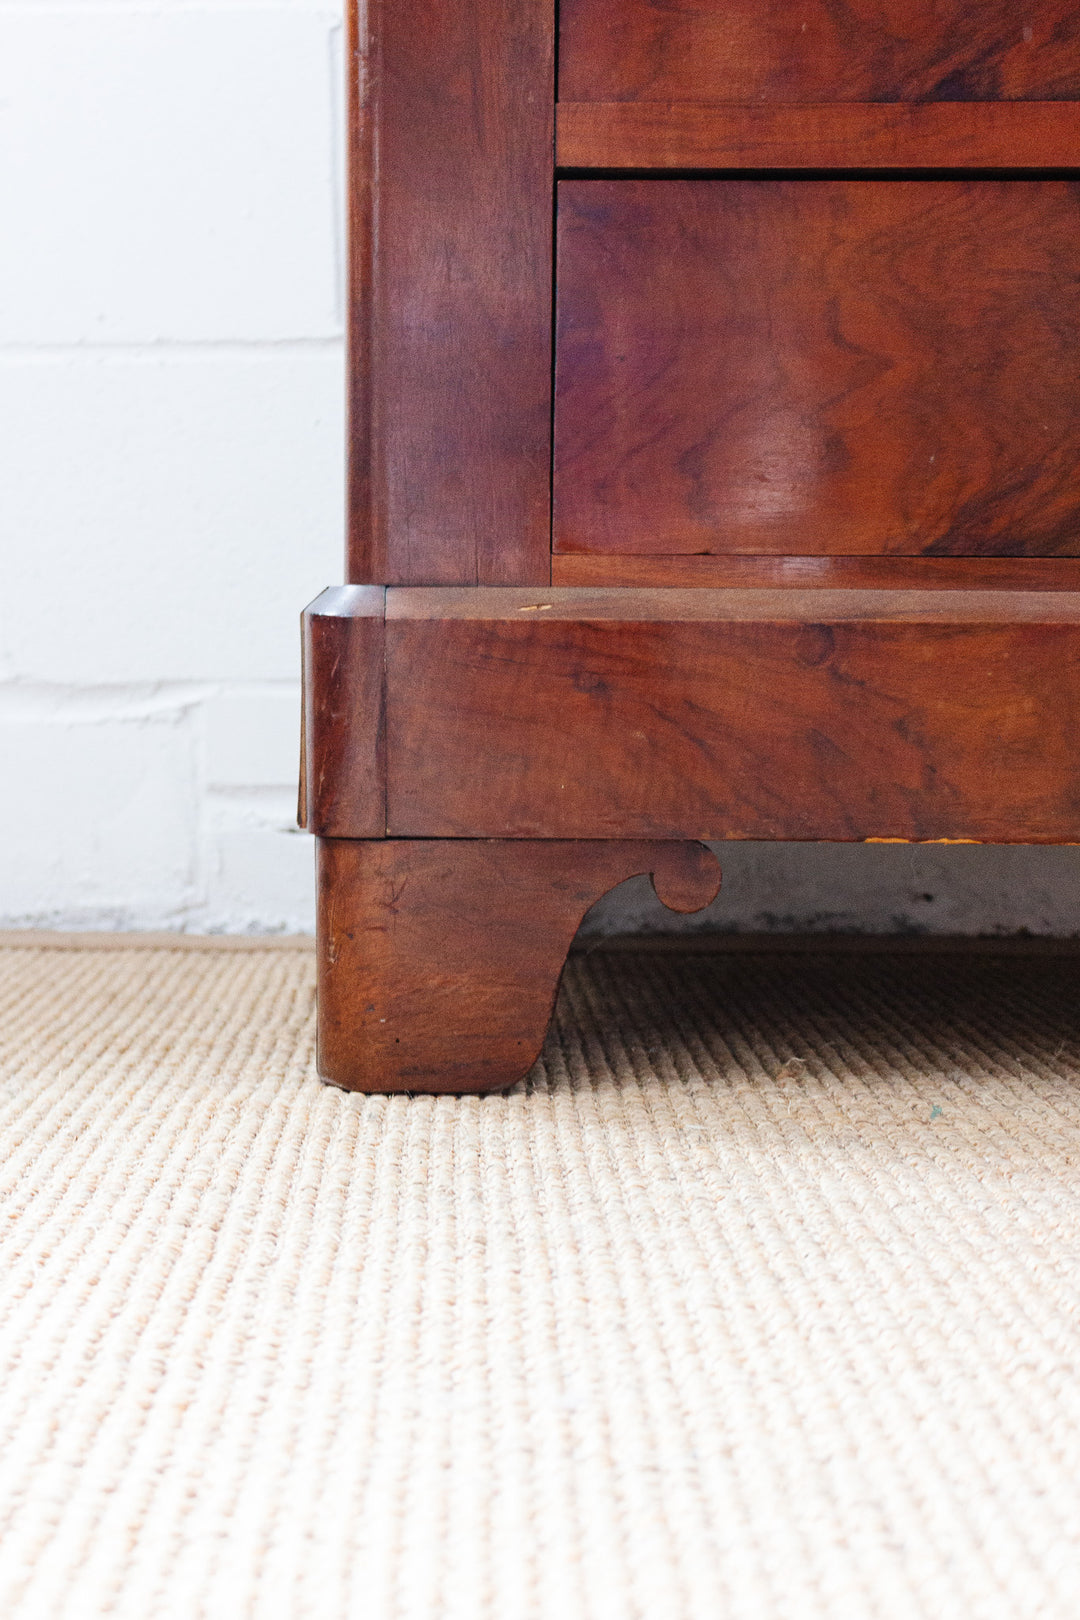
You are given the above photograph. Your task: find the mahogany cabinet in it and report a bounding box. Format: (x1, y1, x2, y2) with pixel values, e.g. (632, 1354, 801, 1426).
(301, 0, 1080, 1092)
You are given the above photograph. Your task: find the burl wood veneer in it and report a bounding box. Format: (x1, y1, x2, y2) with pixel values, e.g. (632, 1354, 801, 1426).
(304, 586, 1080, 846)
(558, 0, 1080, 103)
(555, 180, 1080, 559)
(304, 0, 1080, 1092)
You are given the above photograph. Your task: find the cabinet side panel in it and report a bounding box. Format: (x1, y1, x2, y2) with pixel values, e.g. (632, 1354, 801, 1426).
(348, 0, 553, 586)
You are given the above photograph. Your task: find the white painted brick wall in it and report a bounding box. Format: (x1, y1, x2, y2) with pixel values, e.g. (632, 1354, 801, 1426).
(0, 0, 343, 933)
(2, 0, 1078, 936)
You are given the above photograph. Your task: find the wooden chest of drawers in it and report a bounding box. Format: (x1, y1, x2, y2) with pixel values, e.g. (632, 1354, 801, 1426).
(302, 0, 1080, 1091)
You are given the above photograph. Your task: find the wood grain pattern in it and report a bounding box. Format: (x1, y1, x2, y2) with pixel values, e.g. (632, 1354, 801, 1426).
(384, 587, 1080, 623)
(300, 586, 385, 837)
(558, 0, 1080, 104)
(551, 555, 1080, 590)
(346, 0, 552, 586)
(316, 837, 722, 1092)
(557, 101, 1080, 171)
(315, 2, 1080, 1096)
(381, 587, 1080, 842)
(554, 180, 1080, 558)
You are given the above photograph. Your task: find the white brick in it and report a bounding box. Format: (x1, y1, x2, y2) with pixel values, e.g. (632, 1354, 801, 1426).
(0, 350, 344, 684)
(201, 791, 315, 933)
(204, 686, 302, 789)
(0, 703, 201, 926)
(0, 9, 340, 343)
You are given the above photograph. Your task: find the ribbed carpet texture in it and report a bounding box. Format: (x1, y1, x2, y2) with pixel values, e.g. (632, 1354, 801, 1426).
(1, 936, 1079, 1618)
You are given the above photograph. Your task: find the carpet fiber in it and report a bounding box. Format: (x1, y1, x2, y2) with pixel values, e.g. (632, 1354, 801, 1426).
(1, 936, 1079, 1618)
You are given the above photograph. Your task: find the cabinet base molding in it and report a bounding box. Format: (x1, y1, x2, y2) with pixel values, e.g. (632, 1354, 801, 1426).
(303, 584, 1080, 844)
(316, 837, 721, 1094)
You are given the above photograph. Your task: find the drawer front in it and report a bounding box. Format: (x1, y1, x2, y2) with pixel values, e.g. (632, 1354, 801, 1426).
(553, 180, 1080, 559)
(559, 0, 1080, 103)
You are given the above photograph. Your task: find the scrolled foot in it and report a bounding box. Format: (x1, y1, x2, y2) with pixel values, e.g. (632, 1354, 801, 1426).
(316, 837, 721, 1094)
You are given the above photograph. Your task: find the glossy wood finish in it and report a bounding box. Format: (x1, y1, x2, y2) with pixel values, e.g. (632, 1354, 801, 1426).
(316, 837, 722, 1092)
(557, 101, 1080, 171)
(346, 0, 552, 586)
(300, 586, 385, 837)
(313, 0, 1080, 1093)
(552, 555, 1080, 590)
(555, 180, 1080, 558)
(558, 0, 1080, 104)
(384, 587, 1080, 624)
(382, 587, 1080, 843)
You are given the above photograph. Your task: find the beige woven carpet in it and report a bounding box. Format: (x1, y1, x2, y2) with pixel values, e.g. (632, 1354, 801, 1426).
(1, 938, 1079, 1619)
